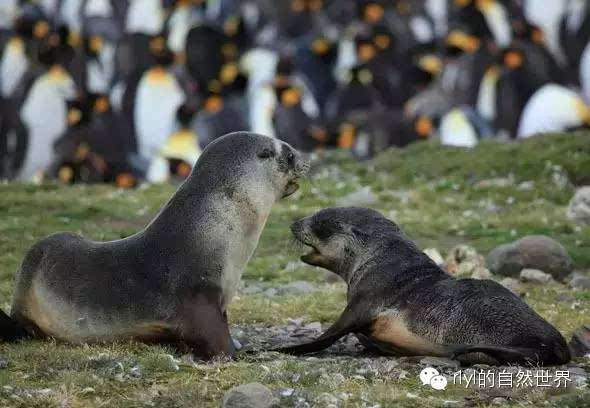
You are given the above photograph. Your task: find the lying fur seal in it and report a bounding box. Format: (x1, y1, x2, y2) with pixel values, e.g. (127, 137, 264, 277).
(0, 132, 308, 360)
(277, 207, 570, 366)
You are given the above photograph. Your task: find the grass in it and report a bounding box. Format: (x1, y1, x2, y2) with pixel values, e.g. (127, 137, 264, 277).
(0, 133, 589, 407)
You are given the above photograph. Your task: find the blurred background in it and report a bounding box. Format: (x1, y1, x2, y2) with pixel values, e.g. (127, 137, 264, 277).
(0, 0, 589, 187)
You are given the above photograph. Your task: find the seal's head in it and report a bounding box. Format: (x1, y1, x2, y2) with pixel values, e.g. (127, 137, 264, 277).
(189, 132, 308, 200)
(291, 207, 400, 278)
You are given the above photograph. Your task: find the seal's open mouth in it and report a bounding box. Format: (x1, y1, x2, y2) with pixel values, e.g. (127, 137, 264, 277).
(296, 237, 323, 265)
(283, 178, 300, 197)
(301, 244, 321, 264)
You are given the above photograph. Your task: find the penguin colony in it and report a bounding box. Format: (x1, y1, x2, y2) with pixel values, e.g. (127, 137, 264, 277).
(1, 0, 590, 185)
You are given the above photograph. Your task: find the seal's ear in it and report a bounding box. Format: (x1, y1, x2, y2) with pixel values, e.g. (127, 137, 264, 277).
(258, 148, 275, 159)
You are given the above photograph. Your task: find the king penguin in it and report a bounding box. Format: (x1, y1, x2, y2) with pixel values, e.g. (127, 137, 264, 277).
(17, 39, 77, 181)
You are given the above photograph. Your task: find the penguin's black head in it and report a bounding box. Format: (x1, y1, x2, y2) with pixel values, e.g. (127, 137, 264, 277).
(445, 27, 481, 57)
(360, 1, 386, 24)
(176, 104, 197, 128)
(150, 35, 174, 67)
(501, 47, 526, 71)
(355, 32, 377, 63)
(372, 25, 394, 53)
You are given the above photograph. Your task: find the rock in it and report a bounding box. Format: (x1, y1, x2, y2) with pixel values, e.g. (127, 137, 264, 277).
(304, 322, 322, 332)
(222, 383, 277, 408)
(276, 281, 317, 296)
(443, 245, 486, 277)
(570, 272, 590, 290)
(492, 397, 508, 405)
(0, 356, 8, 369)
(322, 270, 342, 283)
(336, 187, 378, 207)
(262, 288, 278, 297)
(474, 178, 513, 189)
(242, 283, 264, 295)
(319, 373, 345, 388)
(316, 393, 339, 407)
(419, 356, 459, 369)
(487, 236, 573, 281)
(471, 267, 493, 280)
(424, 248, 444, 266)
(567, 186, 590, 225)
(499, 278, 523, 296)
(519, 268, 553, 284)
(129, 365, 142, 378)
(569, 326, 590, 358)
(555, 293, 575, 303)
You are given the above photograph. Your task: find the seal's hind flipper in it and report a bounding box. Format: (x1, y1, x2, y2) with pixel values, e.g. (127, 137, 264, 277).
(448, 344, 542, 364)
(273, 303, 371, 355)
(0, 310, 28, 342)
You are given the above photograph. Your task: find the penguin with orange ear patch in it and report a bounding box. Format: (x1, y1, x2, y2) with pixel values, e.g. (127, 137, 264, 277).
(150, 103, 202, 183)
(295, 34, 338, 113)
(185, 25, 227, 91)
(493, 46, 553, 139)
(325, 65, 385, 123)
(52, 94, 138, 186)
(518, 85, 590, 139)
(131, 36, 185, 171)
(272, 83, 324, 153)
(194, 82, 249, 149)
(17, 38, 77, 181)
(559, 0, 590, 81)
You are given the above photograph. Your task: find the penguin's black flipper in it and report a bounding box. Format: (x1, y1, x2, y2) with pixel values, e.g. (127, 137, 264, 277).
(0, 310, 28, 342)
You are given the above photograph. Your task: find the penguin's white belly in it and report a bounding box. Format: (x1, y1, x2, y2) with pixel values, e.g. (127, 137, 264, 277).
(134, 74, 184, 159)
(518, 84, 587, 138)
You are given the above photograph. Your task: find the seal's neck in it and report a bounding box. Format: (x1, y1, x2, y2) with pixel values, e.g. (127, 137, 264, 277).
(345, 235, 448, 297)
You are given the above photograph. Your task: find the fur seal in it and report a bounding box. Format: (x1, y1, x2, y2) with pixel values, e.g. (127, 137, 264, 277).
(277, 207, 570, 366)
(0, 132, 308, 360)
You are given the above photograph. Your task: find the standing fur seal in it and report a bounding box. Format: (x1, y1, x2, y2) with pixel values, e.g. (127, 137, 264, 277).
(0, 132, 308, 360)
(277, 207, 570, 366)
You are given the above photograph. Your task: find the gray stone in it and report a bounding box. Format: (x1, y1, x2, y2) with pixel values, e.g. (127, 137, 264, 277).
(444, 245, 486, 277)
(570, 273, 590, 290)
(499, 278, 523, 296)
(487, 236, 573, 281)
(419, 356, 459, 369)
(519, 268, 553, 284)
(474, 178, 513, 189)
(223, 383, 277, 408)
(471, 267, 493, 280)
(129, 365, 142, 378)
(424, 248, 444, 266)
(569, 326, 590, 358)
(276, 281, 317, 296)
(336, 187, 378, 207)
(567, 186, 590, 225)
(319, 373, 345, 388)
(263, 288, 278, 297)
(0, 356, 8, 369)
(242, 283, 264, 295)
(315, 393, 339, 407)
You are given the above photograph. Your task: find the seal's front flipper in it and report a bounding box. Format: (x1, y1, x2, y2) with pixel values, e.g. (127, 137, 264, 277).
(274, 304, 371, 355)
(0, 310, 28, 342)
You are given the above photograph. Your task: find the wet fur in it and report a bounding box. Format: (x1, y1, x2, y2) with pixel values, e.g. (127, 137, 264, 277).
(276, 207, 571, 366)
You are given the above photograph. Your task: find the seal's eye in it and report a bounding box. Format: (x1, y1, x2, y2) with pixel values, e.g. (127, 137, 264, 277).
(258, 148, 275, 159)
(287, 152, 295, 164)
